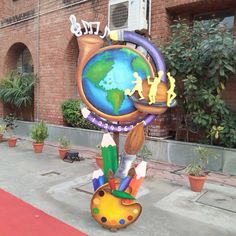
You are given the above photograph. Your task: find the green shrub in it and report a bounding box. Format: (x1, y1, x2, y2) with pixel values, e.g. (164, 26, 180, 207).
(161, 19, 236, 148)
(218, 114, 236, 148)
(30, 120, 48, 143)
(61, 99, 100, 130)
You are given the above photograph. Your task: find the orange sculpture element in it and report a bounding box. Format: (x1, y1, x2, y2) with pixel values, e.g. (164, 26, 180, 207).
(142, 81, 168, 102)
(130, 72, 168, 115)
(90, 182, 142, 230)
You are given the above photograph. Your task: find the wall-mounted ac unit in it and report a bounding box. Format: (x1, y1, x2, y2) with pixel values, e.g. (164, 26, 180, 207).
(108, 0, 148, 31)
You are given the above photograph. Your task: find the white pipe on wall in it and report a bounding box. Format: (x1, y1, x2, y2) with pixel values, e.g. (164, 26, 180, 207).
(148, 0, 152, 37)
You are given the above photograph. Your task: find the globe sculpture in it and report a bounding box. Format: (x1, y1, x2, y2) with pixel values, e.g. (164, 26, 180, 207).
(75, 29, 176, 132)
(82, 46, 153, 120)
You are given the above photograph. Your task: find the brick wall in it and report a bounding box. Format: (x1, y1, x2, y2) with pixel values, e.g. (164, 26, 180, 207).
(36, 1, 108, 124)
(0, 0, 235, 131)
(0, 0, 108, 123)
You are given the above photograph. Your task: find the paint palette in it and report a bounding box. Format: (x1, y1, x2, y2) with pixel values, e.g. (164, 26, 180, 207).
(90, 183, 142, 230)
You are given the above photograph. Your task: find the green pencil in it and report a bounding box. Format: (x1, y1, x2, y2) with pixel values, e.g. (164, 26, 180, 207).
(101, 133, 118, 181)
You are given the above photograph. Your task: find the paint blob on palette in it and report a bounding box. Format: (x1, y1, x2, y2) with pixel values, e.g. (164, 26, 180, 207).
(90, 183, 142, 229)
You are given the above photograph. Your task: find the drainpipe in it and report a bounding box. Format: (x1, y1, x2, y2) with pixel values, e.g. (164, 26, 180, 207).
(148, 0, 152, 37)
(35, 0, 40, 121)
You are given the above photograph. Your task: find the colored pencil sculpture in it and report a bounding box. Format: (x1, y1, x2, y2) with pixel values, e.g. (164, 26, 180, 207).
(91, 133, 147, 230)
(101, 133, 118, 181)
(92, 169, 105, 191)
(129, 161, 147, 197)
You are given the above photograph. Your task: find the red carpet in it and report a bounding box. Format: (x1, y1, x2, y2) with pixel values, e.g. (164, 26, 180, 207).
(0, 189, 87, 236)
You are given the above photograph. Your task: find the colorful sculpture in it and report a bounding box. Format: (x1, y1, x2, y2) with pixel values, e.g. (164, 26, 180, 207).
(91, 133, 146, 230)
(70, 14, 176, 231)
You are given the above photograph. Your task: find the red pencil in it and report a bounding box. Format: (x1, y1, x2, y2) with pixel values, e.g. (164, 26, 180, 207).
(129, 161, 147, 197)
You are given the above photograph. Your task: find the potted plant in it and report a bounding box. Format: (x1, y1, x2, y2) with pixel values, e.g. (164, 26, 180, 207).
(185, 146, 212, 192)
(95, 145, 103, 169)
(30, 120, 48, 153)
(0, 124, 6, 142)
(4, 114, 17, 147)
(58, 136, 70, 159)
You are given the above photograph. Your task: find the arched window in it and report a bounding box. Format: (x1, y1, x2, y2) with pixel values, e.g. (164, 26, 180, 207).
(16, 47, 34, 73)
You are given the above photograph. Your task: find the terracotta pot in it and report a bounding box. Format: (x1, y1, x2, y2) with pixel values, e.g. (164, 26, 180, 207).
(188, 174, 207, 192)
(95, 155, 103, 169)
(33, 142, 44, 153)
(58, 148, 69, 160)
(0, 134, 3, 142)
(8, 137, 17, 147)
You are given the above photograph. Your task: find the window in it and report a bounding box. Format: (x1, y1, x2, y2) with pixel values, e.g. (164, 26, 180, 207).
(16, 48, 33, 74)
(194, 11, 234, 32)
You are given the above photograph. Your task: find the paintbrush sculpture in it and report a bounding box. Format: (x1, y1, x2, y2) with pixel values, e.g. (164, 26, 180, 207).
(107, 169, 116, 190)
(115, 153, 136, 179)
(118, 167, 136, 191)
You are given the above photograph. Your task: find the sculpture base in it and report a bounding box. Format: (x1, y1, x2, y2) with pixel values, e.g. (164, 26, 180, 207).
(90, 183, 142, 230)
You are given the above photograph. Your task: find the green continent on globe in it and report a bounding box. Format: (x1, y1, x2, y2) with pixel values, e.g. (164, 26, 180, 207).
(132, 57, 150, 76)
(84, 59, 114, 87)
(106, 89, 124, 115)
(120, 48, 137, 56)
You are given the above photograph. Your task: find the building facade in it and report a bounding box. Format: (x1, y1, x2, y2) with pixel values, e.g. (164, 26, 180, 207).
(0, 0, 235, 134)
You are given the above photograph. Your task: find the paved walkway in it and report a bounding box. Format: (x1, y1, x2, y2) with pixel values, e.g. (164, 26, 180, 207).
(42, 137, 236, 188)
(0, 137, 236, 236)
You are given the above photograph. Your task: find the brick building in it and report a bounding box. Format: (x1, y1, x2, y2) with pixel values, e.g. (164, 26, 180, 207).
(0, 0, 235, 134)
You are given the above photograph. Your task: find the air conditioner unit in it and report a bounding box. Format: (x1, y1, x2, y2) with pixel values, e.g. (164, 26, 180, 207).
(108, 0, 148, 31)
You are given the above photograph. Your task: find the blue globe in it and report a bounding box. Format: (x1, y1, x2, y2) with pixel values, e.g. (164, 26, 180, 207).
(82, 46, 152, 118)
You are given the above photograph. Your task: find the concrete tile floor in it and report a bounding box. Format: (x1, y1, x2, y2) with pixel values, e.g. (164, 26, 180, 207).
(0, 138, 236, 236)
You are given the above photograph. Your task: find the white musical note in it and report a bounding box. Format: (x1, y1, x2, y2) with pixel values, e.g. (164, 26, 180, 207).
(100, 25, 110, 39)
(69, 15, 110, 38)
(90, 21, 100, 35)
(69, 15, 82, 37)
(81, 20, 90, 35)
